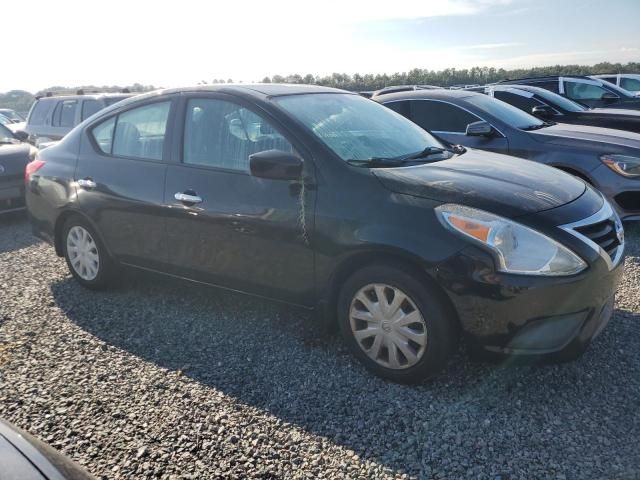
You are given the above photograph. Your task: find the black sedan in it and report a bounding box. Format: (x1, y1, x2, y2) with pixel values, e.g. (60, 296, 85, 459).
(497, 75, 640, 110)
(478, 84, 640, 135)
(0, 419, 94, 479)
(374, 88, 640, 220)
(26, 85, 623, 383)
(1, 123, 36, 214)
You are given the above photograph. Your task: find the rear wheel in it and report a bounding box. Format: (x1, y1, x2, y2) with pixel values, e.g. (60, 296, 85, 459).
(338, 264, 457, 383)
(62, 216, 117, 289)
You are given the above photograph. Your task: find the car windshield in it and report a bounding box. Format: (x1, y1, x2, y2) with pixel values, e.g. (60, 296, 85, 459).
(0, 110, 23, 121)
(0, 123, 16, 143)
(0, 114, 12, 126)
(275, 93, 443, 163)
(526, 87, 586, 112)
(465, 94, 545, 129)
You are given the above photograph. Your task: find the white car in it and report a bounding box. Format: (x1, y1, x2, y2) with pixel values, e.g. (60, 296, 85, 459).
(592, 74, 640, 97)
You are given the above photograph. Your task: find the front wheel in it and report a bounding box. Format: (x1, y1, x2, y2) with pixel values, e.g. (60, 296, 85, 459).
(62, 216, 117, 290)
(338, 264, 457, 383)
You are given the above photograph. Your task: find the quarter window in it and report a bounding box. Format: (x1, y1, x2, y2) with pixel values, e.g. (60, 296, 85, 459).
(183, 98, 293, 172)
(52, 100, 78, 127)
(89, 101, 170, 160)
(409, 100, 478, 133)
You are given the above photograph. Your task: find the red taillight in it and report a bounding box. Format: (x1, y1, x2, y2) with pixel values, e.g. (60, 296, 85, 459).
(25, 159, 46, 183)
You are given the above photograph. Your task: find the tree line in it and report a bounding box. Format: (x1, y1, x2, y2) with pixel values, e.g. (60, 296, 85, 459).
(2, 62, 638, 113)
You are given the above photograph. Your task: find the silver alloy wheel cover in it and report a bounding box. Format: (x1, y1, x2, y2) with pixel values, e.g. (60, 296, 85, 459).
(349, 283, 428, 370)
(66, 226, 100, 281)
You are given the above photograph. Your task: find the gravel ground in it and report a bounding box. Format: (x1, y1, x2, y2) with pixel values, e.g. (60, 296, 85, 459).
(0, 213, 639, 480)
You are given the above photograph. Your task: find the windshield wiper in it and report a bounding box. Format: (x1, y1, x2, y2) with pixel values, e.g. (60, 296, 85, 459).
(346, 157, 406, 168)
(400, 146, 448, 161)
(346, 146, 458, 168)
(522, 121, 555, 131)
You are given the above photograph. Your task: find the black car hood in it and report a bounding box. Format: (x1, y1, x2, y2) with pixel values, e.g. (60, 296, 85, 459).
(0, 142, 32, 177)
(373, 149, 585, 218)
(530, 122, 640, 150)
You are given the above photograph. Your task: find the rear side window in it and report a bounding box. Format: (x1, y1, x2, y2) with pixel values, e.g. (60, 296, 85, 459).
(531, 80, 560, 93)
(384, 100, 410, 118)
(409, 100, 478, 133)
(183, 98, 293, 172)
(52, 100, 78, 127)
(621, 78, 640, 91)
(28, 100, 51, 125)
(90, 102, 170, 160)
(81, 99, 102, 120)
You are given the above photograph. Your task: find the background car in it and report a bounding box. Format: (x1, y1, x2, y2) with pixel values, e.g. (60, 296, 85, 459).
(373, 88, 640, 220)
(476, 84, 640, 134)
(26, 85, 623, 382)
(0, 108, 25, 123)
(1, 123, 35, 214)
(592, 74, 640, 96)
(497, 75, 640, 109)
(24, 92, 132, 147)
(0, 418, 95, 479)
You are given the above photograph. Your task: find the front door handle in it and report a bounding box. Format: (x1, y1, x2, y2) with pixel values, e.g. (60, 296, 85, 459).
(77, 178, 97, 189)
(174, 192, 203, 204)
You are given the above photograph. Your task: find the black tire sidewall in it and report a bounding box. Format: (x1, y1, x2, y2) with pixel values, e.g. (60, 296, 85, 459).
(338, 264, 456, 383)
(62, 216, 114, 290)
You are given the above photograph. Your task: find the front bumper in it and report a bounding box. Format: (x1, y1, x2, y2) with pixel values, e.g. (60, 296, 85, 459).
(436, 243, 623, 357)
(590, 163, 640, 221)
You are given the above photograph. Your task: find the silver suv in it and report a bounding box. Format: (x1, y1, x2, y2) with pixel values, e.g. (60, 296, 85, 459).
(24, 92, 132, 146)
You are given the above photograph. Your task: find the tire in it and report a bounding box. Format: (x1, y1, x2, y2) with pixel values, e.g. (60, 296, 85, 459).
(337, 264, 457, 383)
(62, 215, 118, 290)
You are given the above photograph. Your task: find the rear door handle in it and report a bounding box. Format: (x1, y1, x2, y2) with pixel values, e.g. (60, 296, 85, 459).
(77, 178, 97, 189)
(174, 192, 203, 204)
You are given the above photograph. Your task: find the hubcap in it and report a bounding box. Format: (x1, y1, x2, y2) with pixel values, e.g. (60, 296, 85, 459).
(349, 283, 427, 370)
(66, 226, 100, 281)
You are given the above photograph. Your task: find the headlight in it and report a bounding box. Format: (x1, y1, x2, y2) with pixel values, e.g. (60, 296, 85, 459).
(600, 154, 640, 177)
(435, 204, 587, 276)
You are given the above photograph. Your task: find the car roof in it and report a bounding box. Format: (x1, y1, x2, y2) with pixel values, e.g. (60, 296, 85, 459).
(373, 88, 475, 102)
(35, 92, 132, 102)
(498, 75, 593, 83)
(165, 83, 347, 97)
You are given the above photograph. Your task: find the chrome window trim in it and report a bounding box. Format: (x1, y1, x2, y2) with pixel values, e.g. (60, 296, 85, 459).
(560, 198, 625, 270)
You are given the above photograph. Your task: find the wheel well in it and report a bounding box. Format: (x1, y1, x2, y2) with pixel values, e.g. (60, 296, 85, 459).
(324, 251, 461, 334)
(553, 166, 592, 184)
(53, 210, 109, 258)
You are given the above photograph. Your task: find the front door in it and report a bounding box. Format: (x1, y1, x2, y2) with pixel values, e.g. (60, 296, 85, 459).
(75, 98, 175, 269)
(164, 95, 316, 305)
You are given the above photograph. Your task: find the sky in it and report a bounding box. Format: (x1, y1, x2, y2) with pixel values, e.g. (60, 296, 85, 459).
(4, 0, 639, 93)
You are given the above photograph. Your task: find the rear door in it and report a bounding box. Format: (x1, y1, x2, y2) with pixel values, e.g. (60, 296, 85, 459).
(75, 97, 176, 269)
(163, 93, 316, 305)
(406, 99, 509, 153)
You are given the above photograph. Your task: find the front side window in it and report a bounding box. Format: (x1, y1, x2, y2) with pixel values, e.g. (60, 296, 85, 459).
(528, 87, 586, 112)
(564, 81, 613, 101)
(465, 94, 543, 129)
(276, 93, 441, 162)
(89, 101, 170, 160)
(28, 100, 52, 125)
(493, 92, 546, 115)
(621, 77, 640, 91)
(183, 98, 293, 171)
(52, 100, 78, 127)
(409, 100, 479, 133)
(81, 99, 102, 120)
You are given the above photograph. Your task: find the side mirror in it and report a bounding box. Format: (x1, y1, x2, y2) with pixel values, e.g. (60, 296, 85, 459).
(531, 105, 554, 119)
(249, 150, 303, 181)
(14, 130, 28, 142)
(601, 92, 618, 103)
(465, 121, 493, 137)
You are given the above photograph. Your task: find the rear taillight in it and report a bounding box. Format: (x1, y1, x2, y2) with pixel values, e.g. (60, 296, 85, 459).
(25, 159, 46, 183)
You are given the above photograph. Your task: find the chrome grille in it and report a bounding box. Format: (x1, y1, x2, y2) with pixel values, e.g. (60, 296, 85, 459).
(561, 199, 624, 269)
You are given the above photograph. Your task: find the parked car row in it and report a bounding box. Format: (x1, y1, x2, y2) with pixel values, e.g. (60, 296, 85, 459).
(25, 84, 625, 383)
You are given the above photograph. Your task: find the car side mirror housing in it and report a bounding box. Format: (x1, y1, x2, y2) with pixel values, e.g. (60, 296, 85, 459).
(531, 105, 553, 119)
(14, 130, 28, 142)
(465, 121, 493, 137)
(601, 92, 618, 103)
(249, 150, 303, 181)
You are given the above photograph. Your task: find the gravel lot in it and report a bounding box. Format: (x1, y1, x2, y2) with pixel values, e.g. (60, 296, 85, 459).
(0, 213, 639, 480)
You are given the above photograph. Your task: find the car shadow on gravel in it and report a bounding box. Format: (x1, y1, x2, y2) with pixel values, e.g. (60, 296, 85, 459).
(49, 256, 640, 477)
(0, 212, 40, 254)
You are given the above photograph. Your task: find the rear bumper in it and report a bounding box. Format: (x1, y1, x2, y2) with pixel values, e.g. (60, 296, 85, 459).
(0, 179, 25, 213)
(436, 244, 624, 356)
